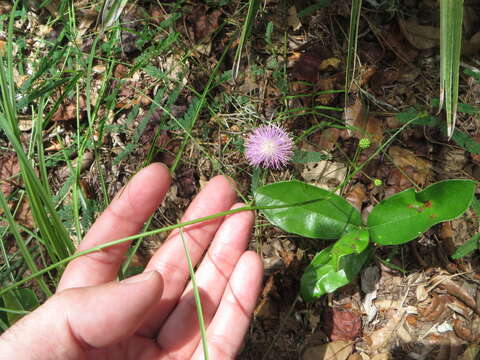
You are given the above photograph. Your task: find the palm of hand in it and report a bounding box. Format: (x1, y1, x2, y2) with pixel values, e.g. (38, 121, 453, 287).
(0, 164, 263, 360)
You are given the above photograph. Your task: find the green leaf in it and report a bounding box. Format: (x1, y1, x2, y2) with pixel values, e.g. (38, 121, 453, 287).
(291, 150, 330, 164)
(452, 233, 480, 259)
(439, 0, 464, 137)
(395, 108, 439, 127)
(2, 288, 38, 325)
(368, 180, 476, 245)
(451, 129, 480, 155)
(255, 181, 361, 239)
(471, 197, 480, 217)
(298, 0, 332, 18)
(457, 103, 480, 114)
(300, 229, 372, 301)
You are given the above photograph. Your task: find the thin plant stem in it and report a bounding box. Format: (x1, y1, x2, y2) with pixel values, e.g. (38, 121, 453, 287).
(180, 229, 209, 360)
(0, 198, 331, 297)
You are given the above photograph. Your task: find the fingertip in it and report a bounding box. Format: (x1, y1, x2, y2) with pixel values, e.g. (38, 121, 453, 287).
(241, 251, 264, 277)
(207, 174, 237, 193)
(147, 162, 171, 178)
(139, 162, 172, 188)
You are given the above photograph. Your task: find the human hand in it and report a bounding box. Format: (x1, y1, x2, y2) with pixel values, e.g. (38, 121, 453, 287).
(0, 163, 263, 359)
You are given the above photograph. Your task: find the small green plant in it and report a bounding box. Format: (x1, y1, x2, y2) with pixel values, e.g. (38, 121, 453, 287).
(254, 179, 475, 301)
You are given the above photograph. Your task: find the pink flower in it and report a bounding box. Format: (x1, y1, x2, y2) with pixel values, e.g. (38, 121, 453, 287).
(245, 125, 294, 169)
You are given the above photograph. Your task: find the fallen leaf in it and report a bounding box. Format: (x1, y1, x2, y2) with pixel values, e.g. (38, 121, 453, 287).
(345, 183, 367, 211)
(370, 354, 389, 360)
(188, 6, 222, 43)
(453, 318, 473, 342)
(323, 307, 362, 341)
(344, 96, 384, 144)
(366, 308, 407, 352)
(398, 17, 480, 55)
(398, 18, 437, 50)
(319, 57, 341, 71)
(314, 127, 341, 152)
(317, 76, 340, 105)
(0, 152, 21, 196)
(287, 6, 302, 31)
(388, 146, 432, 186)
(51, 96, 86, 122)
(422, 294, 448, 322)
(431, 275, 480, 315)
(303, 340, 354, 360)
(301, 160, 347, 194)
(376, 23, 418, 63)
(458, 344, 480, 360)
(15, 196, 35, 229)
(291, 52, 324, 83)
(176, 167, 196, 199)
(361, 266, 380, 323)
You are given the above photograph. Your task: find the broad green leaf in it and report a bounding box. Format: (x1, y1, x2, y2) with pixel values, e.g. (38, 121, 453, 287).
(255, 181, 361, 239)
(368, 180, 476, 245)
(300, 229, 372, 301)
(452, 233, 480, 259)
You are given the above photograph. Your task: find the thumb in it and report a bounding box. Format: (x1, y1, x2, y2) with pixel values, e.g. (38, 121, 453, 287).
(0, 271, 163, 359)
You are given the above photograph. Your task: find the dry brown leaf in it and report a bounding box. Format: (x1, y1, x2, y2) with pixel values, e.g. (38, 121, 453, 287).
(366, 308, 407, 352)
(302, 341, 354, 360)
(458, 344, 480, 360)
(345, 183, 367, 211)
(421, 294, 448, 322)
(15, 196, 35, 229)
(431, 275, 479, 315)
(317, 76, 340, 105)
(291, 52, 324, 83)
(301, 160, 347, 193)
(388, 146, 432, 186)
(323, 307, 362, 342)
(287, 6, 302, 31)
(398, 17, 480, 55)
(0, 152, 20, 197)
(314, 128, 341, 152)
(377, 23, 418, 63)
(344, 96, 383, 144)
(319, 58, 341, 71)
(453, 318, 473, 342)
(398, 18, 438, 50)
(188, 6, 222, 43)
(370, 354, 389, 360)
(52, 96, 86, 122)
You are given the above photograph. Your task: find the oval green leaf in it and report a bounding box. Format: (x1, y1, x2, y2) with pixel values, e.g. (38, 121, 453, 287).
(300, 229, 372, 301)
(254, 181, 361, 239)
(368, 179, 476, 245)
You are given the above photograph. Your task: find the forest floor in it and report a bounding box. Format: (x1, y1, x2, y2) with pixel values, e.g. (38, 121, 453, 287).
(1, 0, 480, 359)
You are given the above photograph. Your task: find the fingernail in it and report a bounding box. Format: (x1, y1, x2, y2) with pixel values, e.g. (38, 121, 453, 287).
(121, 271, 157, 284)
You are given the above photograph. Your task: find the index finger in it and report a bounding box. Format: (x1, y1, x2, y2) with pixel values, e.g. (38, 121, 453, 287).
(57, 163, 171, 291)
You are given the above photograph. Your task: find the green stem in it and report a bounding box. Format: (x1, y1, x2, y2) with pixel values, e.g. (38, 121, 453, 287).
(0, 197, 333, 297)
(180, 229, 209, 360)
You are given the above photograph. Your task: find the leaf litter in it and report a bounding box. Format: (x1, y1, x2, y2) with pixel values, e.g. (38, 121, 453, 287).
(2, 0, 480, 359)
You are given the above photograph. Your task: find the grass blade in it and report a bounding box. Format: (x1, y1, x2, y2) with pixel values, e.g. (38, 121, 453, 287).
(344, 0, 362, 98)
(232, 0, 260, 81)
(179, 229, 209, 360)
(440, 0, 464, 137)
